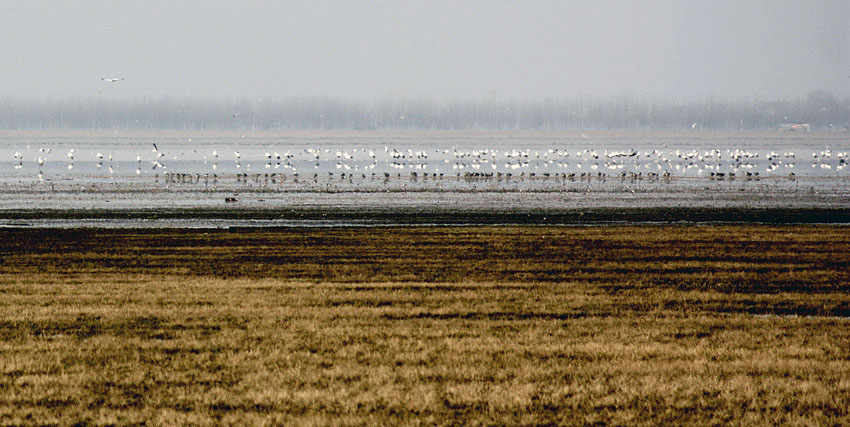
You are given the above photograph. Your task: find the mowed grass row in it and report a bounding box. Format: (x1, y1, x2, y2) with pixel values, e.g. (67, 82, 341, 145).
(0, 226, 849, 425)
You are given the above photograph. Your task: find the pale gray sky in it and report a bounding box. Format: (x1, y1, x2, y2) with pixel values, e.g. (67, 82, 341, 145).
(1, 0, 848, 101)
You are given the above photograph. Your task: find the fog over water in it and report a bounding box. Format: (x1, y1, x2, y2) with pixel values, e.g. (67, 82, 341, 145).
(2, 2, 850, 227)
(2, 0, 848, 101)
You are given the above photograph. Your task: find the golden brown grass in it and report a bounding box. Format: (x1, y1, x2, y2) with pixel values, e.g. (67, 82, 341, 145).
(1, 226, 849, 425)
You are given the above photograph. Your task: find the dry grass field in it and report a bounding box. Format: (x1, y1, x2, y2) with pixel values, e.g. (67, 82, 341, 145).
(1, 225, 849, 425)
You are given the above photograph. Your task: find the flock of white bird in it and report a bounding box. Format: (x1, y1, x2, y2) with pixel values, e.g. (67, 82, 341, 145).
(5, 143, 849, 185)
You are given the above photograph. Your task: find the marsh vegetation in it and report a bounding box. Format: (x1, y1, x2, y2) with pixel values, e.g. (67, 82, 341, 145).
(1, 226, 849, 425)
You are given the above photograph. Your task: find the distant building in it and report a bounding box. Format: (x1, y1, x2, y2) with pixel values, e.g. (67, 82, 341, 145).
(779, 123, 811, 132)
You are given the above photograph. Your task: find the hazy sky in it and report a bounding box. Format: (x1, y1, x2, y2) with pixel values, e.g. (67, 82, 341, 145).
(2, 0, 848, 101)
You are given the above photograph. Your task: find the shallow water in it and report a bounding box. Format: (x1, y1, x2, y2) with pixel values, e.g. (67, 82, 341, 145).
(1, 134, 848, 226)
(1, 134, 848, 179)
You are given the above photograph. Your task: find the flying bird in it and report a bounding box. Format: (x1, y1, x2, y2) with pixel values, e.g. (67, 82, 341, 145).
(102, 77, 124, 83)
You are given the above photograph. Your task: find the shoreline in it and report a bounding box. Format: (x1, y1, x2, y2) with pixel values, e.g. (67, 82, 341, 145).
(2, 206, 850, 226)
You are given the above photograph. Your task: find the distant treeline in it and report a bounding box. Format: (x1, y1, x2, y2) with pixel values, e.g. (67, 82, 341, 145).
(1, 91, 848, 131)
